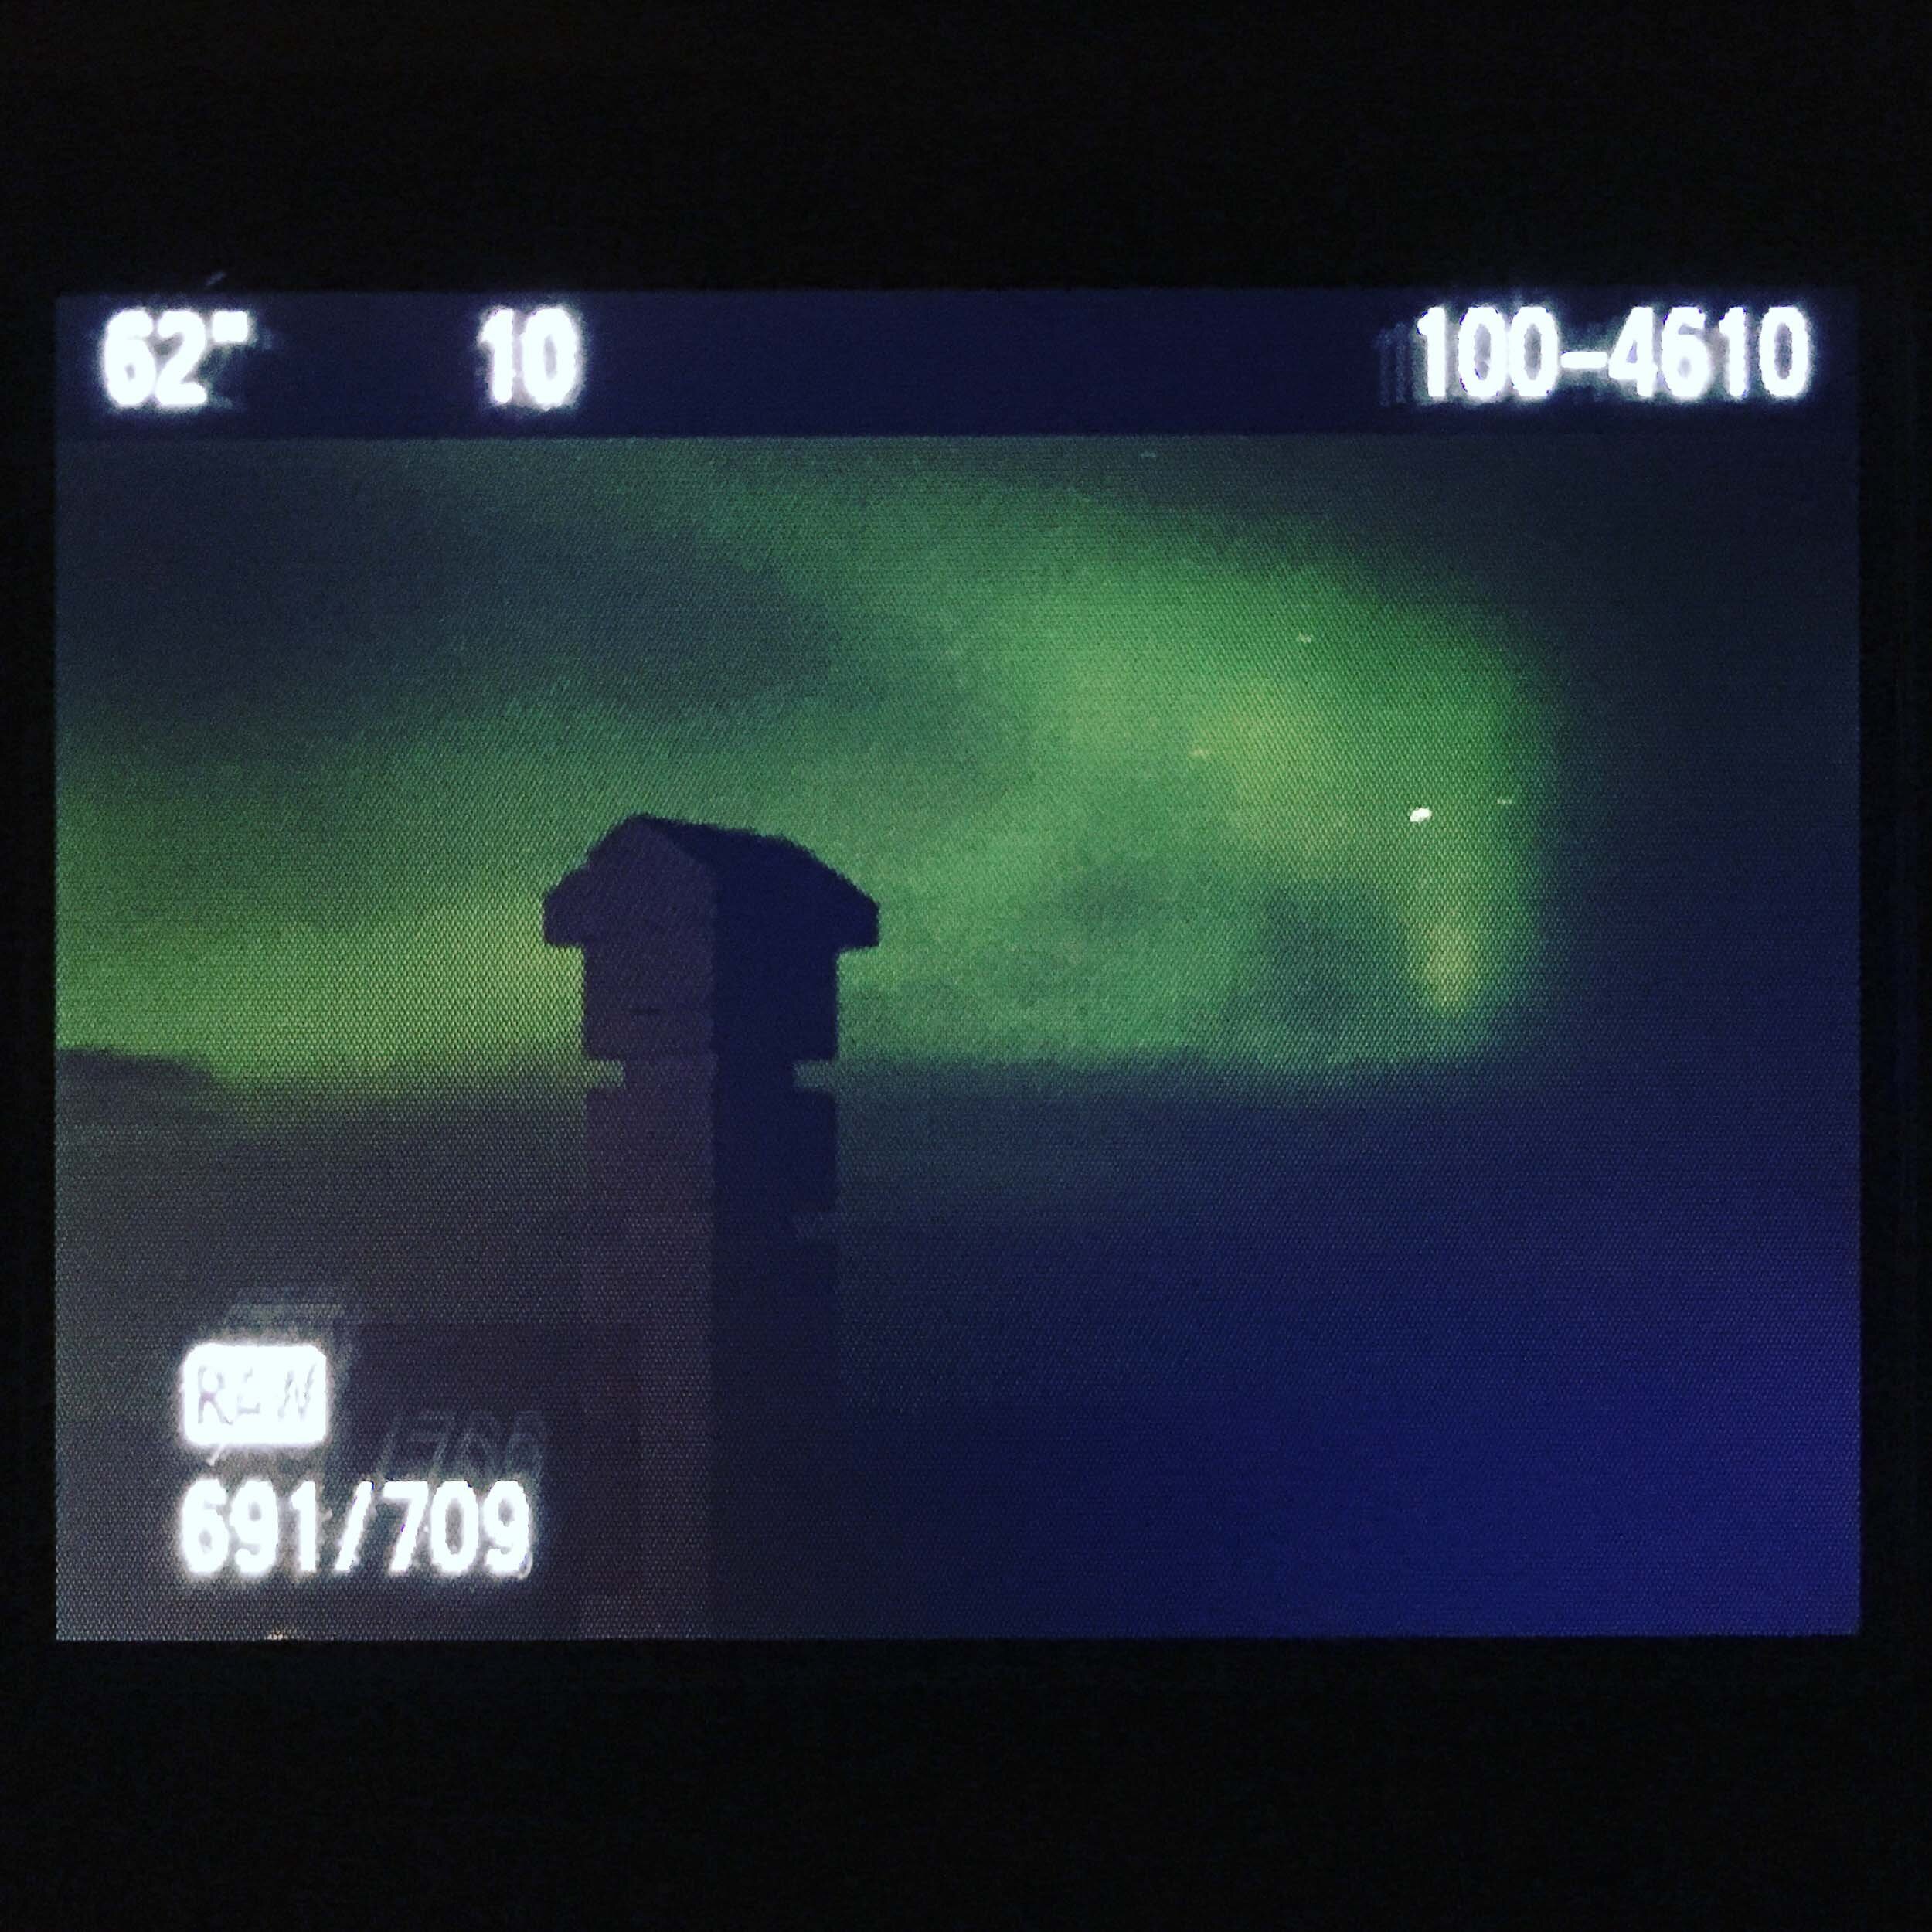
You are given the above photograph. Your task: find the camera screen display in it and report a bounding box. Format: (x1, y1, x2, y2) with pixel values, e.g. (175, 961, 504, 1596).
(54, 291, 1859, 1638)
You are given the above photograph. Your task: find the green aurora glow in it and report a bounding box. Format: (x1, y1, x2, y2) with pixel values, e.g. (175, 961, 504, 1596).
(56, 438, 1561, 1094)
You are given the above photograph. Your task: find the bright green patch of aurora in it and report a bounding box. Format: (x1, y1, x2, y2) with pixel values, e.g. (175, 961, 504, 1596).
(56, 439, 1558, 1095)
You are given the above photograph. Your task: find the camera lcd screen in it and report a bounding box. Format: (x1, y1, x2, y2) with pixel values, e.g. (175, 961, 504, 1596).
(53, 291, 1859, 1638)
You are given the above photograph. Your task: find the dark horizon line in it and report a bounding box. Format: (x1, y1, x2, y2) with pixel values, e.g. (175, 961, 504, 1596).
(53, 1037, 1850, 1109)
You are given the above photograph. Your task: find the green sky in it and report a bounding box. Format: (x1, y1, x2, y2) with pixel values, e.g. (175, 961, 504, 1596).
(56, 437, 1563, 1095)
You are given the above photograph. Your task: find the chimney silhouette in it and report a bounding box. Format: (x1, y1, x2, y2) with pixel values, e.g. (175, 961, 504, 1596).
(545, 816, 877, 1636)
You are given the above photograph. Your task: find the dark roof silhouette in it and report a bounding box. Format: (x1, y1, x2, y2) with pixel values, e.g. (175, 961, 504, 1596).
(546, 815, 878, 951)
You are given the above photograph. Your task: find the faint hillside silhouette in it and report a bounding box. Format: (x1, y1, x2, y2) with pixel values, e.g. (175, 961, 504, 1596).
(56, 1047, 233, 1128)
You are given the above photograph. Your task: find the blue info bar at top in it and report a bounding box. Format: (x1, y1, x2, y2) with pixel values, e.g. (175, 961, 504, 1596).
(56, 289, 1854, 438)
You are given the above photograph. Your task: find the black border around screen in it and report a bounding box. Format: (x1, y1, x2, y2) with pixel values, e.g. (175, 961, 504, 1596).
(5, 36, 1923, 1915)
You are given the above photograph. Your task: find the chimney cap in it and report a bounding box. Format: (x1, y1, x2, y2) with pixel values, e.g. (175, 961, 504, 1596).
(545, 815, 878, 951)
